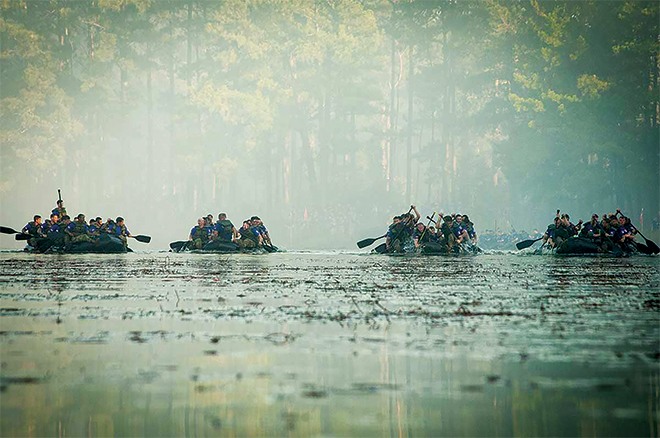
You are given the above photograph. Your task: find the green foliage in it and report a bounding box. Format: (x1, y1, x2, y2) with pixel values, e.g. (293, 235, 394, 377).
(0, 0, 657, 233)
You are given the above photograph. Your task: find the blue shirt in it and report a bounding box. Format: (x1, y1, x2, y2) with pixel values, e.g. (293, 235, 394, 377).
(22, 222, 37, 234)
(546, 225, 556, 239)
(190, 226, 209, 238)
(214, 221, 235, 240)
(451, 224, 465, 238)
(114, 225, 129, 236)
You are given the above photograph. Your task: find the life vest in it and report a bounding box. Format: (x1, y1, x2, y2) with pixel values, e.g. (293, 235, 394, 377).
(216, 220, 233, 240)
(244, 226, 261, 243)
(24, 222, 39, 236)
(52, 207, 67, 217)
(191, 225, 208, 241)
(71, 221, 87, 236)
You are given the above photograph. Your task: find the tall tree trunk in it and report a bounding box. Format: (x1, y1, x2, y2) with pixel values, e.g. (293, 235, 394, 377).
(298, 122, 318, 190)
(389, 37, 397, 192)
(406, 45, 414, 204)
(187, 1, 193, 93)
(146, 56, 154, 205)
(168, 12, 175, 197)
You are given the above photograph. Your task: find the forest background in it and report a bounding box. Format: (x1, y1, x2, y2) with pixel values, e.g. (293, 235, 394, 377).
(1, 0, 658, 249)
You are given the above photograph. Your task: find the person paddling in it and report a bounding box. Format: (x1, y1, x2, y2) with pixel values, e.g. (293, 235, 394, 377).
(22, 215, 44, 248)
(52, 200, 67, 219)
(189, 218, 210, 250)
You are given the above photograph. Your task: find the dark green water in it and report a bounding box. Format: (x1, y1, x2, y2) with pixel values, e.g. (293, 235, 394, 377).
(1, 251, 658, 437)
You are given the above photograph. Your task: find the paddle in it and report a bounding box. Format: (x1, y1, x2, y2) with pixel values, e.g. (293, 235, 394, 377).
(631, 240, 653, 255)
(534, 241, 546, 254)
(375, 206, 415, 254)
(615, 210, 659, 254)
(362, 207, 415, 252)
(417, 212, 436, 246)
(0, 226, 22, 235)
(516, 236, 544, 250)
(169, 240, 188, 251)
(2, 225, 36, 241)
(356, 234, 387, 249)
(129, 235, 151, 244)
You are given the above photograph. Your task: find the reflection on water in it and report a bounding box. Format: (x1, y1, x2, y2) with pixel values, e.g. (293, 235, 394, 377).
(1, 252, 658, 436)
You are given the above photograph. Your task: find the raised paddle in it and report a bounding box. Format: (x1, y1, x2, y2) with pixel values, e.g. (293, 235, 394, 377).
(357, 234, 387, 249)
(129, 235, 151, 243)
(417, 212, 436, 245)
(516, 236, 544, 250)
(15, 234, 32, 241)
(615, 210, 659, 254)
(376, 206, 416, 254)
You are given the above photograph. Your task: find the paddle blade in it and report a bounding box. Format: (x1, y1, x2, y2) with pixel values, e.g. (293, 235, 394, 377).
(134, 235, 151, 243)
(516, 239, 539, 250)
(633, 241, 652, 255)
(169, 241, 187, 251)
(644, 238, 660, 254)
(357, 234, 386, 249)
(357, 237, 376, 248)
(373, 243, 387, 254)
(0, 226, 19, 235)
(15, 234, 31, 241)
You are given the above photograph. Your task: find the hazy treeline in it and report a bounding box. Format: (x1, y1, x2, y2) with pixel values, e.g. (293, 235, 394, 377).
(1, 0, 658, 248)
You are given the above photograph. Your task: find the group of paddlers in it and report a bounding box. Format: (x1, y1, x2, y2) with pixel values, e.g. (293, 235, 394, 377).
(544, 210, 631, 250)
(538, 209, 658, 254)
(17, 199, 137, 251)
(381, 205, 478, 253)
(183, 213, 274, 251)
(357, 205, 479, 254)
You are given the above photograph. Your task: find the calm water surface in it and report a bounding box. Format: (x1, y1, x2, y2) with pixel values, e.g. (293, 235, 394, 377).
(0, 251, 658, 437)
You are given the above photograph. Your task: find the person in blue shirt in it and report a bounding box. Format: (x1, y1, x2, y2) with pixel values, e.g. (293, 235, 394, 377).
(22, 215, 43, 237)
(22, 215, 44, 247)
(189, 218, 210, 249)
(413, 222, 431, 248)
(41, 213, 58, 236)
(237, 219, 261, 248)
(542, 217, 561, 248)
(49, 215, 70, 245)
(213, 213, 238, 242)
(87, 217, 103, 238)
(250, 216, 272, 246)
(113, 217, 132, 247)
(64, 213, 93, 248)
(452, 214, 469, 243)
(459, 215, 477, 245)
(203, 216, 215, 238)
(52, 200, 67, 219)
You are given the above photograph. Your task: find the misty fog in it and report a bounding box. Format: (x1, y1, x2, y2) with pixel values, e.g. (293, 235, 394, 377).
(1, 0, 658, 250)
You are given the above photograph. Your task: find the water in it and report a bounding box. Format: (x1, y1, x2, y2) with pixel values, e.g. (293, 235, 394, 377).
(1, 251, 658, 437)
